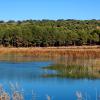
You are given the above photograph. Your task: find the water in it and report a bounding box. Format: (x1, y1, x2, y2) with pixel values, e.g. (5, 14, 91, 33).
(0, 55, 100, 100)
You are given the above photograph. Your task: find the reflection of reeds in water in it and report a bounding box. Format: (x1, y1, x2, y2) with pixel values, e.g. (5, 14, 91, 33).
(43, 64, 95, 78)
(55, 56, 100, 68)
(43, 56, 100, 78)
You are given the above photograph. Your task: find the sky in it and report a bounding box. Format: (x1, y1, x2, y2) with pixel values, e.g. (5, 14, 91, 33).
(0, 0, 100, 21)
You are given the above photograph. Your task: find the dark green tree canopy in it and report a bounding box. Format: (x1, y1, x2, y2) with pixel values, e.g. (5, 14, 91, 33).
(0, 19, 100, 47)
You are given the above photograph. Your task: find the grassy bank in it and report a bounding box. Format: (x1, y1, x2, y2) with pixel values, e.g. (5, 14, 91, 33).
(0, 46, 100, 58)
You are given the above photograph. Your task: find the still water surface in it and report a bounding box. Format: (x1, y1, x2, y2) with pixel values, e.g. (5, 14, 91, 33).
(0, 55, 100, 100)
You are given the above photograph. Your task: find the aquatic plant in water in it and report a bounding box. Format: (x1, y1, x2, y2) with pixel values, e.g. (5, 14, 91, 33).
(0, 83, 100, 100)
(0, 84, 10, 100)
(46, 94, 51, 100)
(76, 91, 83, 100)
(42, 63, 100, 79)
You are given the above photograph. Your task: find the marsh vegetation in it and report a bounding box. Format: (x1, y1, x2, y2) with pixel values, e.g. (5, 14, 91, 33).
(0, 54, 99, 100)
(0, 82, 52, 100)
(42, 56, 100, 78)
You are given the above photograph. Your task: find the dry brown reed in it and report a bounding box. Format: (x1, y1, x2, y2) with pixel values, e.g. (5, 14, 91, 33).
(0, 46, 100, 58)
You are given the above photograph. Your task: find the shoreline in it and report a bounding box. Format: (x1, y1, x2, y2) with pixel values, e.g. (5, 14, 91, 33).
(0, 46, 100, 57)
(0, 46, 100, 58)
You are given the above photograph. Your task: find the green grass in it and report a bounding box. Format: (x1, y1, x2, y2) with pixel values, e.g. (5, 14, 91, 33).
(42, 64, 100, 79)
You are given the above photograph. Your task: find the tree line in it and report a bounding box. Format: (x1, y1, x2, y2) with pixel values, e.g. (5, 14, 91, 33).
(0, 19, 100, 47)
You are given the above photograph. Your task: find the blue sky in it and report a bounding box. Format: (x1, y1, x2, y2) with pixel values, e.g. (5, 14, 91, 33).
(0, 0, 100, 21)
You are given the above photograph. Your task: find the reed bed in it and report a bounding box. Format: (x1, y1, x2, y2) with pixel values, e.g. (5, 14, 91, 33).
(0, 47, 100, 58)
(42, 57, 100, 78)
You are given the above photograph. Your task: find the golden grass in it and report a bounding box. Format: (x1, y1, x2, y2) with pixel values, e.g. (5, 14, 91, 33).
(0, 46, 100, 58)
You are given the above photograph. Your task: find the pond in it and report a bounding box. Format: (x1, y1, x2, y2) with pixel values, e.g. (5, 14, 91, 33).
(0, 55, 100, 100)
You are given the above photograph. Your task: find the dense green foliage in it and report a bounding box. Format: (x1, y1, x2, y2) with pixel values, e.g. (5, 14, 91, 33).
(0, 19, 100, 47)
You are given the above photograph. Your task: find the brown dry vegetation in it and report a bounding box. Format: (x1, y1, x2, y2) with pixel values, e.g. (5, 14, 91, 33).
(0, 46, 100, 58)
